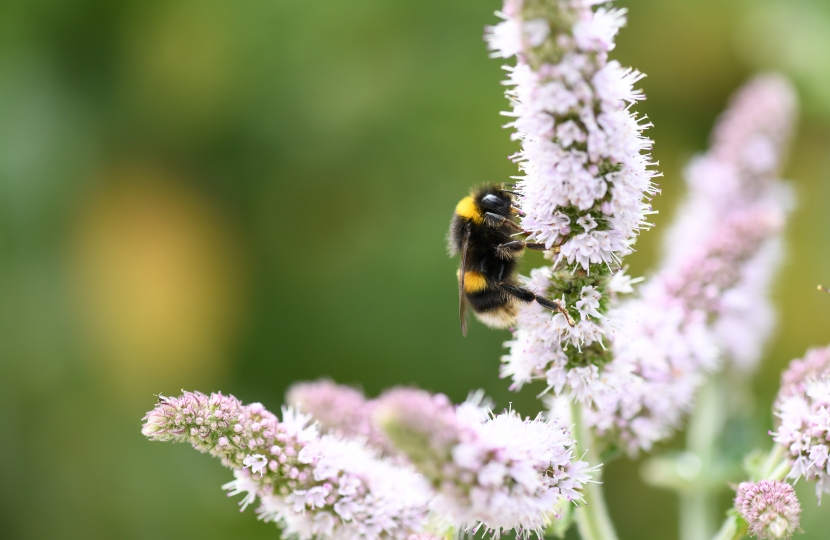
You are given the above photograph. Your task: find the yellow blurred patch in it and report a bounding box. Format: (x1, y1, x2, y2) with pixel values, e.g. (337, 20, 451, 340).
(68, 163, 245, 400)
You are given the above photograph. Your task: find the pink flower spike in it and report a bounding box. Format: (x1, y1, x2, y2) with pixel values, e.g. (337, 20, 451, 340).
(577, 74, 797, 455)
(143, 391, 435, 539)
(375, 388, 593, 538)
(489, 0, 660, 404)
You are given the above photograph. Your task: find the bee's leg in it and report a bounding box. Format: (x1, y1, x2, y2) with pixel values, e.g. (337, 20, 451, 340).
(494, 241, 524, 260)
(499, 283, 576, 327)
(533, 296, 576, 326)
(484, 212, 523, 231)
(499, 282, 535, 303)
(495, 240, 548, 259)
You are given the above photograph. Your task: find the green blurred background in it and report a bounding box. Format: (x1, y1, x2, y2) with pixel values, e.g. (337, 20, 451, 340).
(1, 0, 829, 538)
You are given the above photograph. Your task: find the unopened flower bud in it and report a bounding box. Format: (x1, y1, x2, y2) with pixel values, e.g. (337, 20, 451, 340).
(735, 481, 801, 540)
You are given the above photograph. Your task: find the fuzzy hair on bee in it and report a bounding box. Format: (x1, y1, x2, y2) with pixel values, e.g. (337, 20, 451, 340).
(448, 184, 574, 336)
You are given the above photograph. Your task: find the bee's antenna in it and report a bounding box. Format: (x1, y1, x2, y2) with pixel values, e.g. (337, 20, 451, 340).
(503, 190, 521, 197)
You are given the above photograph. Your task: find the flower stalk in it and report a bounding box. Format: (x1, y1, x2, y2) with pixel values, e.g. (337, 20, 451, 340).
(756, 444, 789, 483)
(573, 401, 618, 540)
(679, 378, 728, 540)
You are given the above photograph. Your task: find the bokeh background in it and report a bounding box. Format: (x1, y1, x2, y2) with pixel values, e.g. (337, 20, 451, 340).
(1, 0, 829, 538)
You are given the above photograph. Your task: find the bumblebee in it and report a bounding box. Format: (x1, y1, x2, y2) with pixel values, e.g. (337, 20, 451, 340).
(448, 185, 574, 336)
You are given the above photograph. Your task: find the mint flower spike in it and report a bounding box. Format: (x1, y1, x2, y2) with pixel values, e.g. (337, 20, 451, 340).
(142, 391, 434, 540)
(578, 206, 780, 454)
(661, 74, 796, 373)
(286, 380, 391, 454)
(486, 0, 657, 264)
(569, 73, 797, 455)
(773, 346, 830, 500)
(491, 0, 659, 404)
(141, 391, 283, 468)
(735, 481, 801, 540)
(374, 388, 593, 539)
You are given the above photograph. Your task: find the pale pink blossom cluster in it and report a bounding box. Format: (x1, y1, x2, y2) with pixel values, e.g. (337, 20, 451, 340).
(141, 391, 283, 467)
(491, 0, 658, 400)
(143, 387, 592, 539)
(287, 380, 373, 437)
(580, 208, 783, 452)
(579, 75, 795, 453)
(500, 265, 638, 403)
(776, 345, 830, 404)
(578, 290, 715, 452)
(492, 9, 798, 445)
(486, 0, 657, 266)
(660, 74, 796, 372)
(773, 345, 830, 500)
(254, 435, 433, 540)
(734, 480, 801, 540)
(286, 380, 391, 454)
(374, 388, 592, 538)
(142, 391, 433, 540)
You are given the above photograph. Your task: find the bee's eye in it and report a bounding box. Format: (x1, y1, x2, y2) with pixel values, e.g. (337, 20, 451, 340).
(481, 194, 503, 208)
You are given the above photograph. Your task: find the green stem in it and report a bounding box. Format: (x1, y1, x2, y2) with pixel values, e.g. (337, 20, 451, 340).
(573, 402, 619, 540)
(680, 378, 726, 540)
(756, 443, 786, 481)
(710, 514, 744, 540)
(681, 492, 715, 540)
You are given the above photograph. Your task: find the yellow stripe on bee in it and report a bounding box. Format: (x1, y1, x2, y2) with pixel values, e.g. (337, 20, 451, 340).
(462, 271, 488, 293)
(455, 196, 484, 224)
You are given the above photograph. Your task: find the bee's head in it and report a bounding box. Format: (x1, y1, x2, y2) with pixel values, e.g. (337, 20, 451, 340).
(476, 186, 514, 216)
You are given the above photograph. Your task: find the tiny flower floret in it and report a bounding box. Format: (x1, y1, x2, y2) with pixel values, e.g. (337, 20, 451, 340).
(243, 454, 268, 477)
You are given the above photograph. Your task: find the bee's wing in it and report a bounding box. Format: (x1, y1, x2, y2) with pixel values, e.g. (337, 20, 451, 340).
(459, 226, 471, 337)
